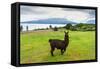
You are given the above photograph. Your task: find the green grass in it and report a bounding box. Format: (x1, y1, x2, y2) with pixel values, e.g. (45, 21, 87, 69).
(20, 30, 95, 64)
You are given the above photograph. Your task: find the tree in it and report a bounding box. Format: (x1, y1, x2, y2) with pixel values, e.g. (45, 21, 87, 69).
(26, 26, 28, 31)
(49, 25, 52, 29)
(74, 23, 84, 31)
(53, 26, 58, 31)
(75, 23, 84, 28)
(65, 23, 72, 30)
(20, 26, 23, 32)
(46, 27, 49, 30)
(74, 23, 95, 31)
(71, 26, 77, 31)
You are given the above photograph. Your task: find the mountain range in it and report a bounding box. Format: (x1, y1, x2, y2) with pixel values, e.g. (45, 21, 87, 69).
(21, 18, 95, 24)
(87, 20, 95, 24)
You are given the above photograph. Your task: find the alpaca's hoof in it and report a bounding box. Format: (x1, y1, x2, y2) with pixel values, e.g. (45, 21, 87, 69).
(61, 53, 64, 55)
(51, 55, 54, 56)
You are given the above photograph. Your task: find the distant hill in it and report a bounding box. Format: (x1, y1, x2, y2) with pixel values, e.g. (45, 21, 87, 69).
(21, 18, 76, 24)
(87, 20, 95, 24)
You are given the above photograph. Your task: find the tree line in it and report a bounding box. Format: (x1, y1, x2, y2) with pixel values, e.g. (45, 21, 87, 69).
(49, 23, 95, 31)
(64, 23, 95, 31)
(20, 23, 95, 32)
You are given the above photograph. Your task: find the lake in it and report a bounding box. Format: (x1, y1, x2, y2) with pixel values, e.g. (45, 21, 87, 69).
(20, 23, 66, 31)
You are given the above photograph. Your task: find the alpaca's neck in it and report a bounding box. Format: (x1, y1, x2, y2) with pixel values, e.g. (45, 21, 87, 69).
(64, 37, 69, 42)
(64, 36, 69, 46)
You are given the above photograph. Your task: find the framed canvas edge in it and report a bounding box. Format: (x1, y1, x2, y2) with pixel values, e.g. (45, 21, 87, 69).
(11, 2, 98, 67)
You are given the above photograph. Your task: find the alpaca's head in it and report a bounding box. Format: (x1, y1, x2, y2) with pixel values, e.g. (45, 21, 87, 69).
(64, 31, 69, 38)
(64, 31, 69, 42)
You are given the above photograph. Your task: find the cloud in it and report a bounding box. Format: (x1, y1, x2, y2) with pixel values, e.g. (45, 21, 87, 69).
(20, 5, 95, 23)
(62, 8, 95, 19)
(20, 6, 46, 14)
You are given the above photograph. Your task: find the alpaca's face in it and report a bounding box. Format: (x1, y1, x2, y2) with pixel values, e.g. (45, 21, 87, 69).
(64, 31, 69, 37)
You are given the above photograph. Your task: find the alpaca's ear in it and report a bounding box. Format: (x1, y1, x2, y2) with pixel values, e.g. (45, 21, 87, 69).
(64, 31, 69, 34)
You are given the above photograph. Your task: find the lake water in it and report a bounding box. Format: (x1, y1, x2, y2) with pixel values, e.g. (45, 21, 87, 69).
(20, 23, 66, 31)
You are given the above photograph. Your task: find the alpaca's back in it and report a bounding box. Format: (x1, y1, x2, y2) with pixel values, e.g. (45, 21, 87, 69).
(49, 39, 65, 49)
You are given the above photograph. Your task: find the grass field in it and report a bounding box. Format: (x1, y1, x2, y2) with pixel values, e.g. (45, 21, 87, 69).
(20, 30, 95, 64)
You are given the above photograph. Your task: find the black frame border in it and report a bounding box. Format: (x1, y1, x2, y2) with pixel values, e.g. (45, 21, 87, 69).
(11, 2, 98, 67)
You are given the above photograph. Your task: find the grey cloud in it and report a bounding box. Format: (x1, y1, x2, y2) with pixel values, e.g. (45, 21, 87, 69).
(62, 8, 95, 18)
(20, 6, 46, 15)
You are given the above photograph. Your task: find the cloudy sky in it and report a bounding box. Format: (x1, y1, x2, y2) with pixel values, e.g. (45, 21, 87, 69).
(20, 5, 95, 23)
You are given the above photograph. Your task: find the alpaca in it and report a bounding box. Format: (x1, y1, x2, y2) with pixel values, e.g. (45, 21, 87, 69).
(49, 31, 69, 56)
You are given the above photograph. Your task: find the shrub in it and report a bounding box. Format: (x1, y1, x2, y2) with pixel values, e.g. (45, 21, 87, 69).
(53, 26, 58, 31)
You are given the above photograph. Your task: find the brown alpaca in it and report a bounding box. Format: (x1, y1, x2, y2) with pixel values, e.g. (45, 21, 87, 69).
(49, 31, 69, 56)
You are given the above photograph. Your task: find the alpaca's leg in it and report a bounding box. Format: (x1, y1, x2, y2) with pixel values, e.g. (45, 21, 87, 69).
(61, 49, 64, 55)
(64, 48, 66, 53)
(51, 48, 55, 56)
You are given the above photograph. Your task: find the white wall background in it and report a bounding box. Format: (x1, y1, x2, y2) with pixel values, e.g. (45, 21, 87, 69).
(0, 0, 99, 69)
